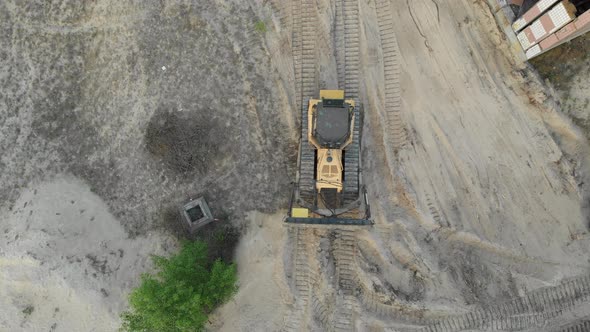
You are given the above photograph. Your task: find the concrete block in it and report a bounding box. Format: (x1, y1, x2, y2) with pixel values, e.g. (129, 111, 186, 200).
(181, 197, 214, 233)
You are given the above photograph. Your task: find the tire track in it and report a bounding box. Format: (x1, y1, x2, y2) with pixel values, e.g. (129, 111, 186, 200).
(357, 280, 443, 324)
(420, 275, 590, 332)
(332, 229, 358, 331)
(342, 0, 360, 101)
(375, 0, 408, 152)
(284, 227, 315, 331)
(553, 317, 590, 332)
(311, 294, 333, 330)
(334, 0, 360, 100)
(425, 193, 448, 228)
(334, 0, 346, 88)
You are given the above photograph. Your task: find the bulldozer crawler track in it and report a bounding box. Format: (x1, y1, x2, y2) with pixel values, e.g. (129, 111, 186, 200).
(335, 0, 362, 203)
(343, 104, 361, 204)
(292, 0, 318, 202)
(420, 274, 590, 332)
(375, 0, 407, 152)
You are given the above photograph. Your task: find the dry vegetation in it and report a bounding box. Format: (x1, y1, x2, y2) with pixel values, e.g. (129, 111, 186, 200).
(145, 105, 223, 175)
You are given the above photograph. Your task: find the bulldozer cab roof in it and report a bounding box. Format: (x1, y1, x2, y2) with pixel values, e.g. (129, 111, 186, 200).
(314, 100, 351, 149)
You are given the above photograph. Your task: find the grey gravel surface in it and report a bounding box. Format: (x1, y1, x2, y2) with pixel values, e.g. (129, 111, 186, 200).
(0, 0, 295, 236)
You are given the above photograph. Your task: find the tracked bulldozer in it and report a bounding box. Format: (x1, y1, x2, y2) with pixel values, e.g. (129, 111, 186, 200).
(286, 90, 372, 226)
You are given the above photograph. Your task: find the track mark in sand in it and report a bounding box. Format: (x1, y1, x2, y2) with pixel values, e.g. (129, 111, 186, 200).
(334, 0, 346, 90)
(335, 0, 360, 100)
(291, 0, 318, 112)
(357, 234, 433, 287)
(284, 227, 315, 331)
(406, 0, 434, 53)
(341, 0, 360, 101)
(553, 317, 590, 332)
(430, 0, 440, 24)
(269, 0, 291, 30)
(311, 295, 332, 329)
(439, 228, 587, 276)
(355, 237, 445, 324)
(356, 233, 590, 329)
(425, 194, 449, 228)
(420, 274, 590, 332)
(333, 229, 358, 331)
(358, 280, 445, 324)
(376, 0, 408, 153)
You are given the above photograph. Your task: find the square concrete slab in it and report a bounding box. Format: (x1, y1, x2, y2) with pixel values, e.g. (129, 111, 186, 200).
(181, 197, 214, 233)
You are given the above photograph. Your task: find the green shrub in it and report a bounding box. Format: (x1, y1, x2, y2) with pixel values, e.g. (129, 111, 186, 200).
(254, 21, 267, 34)
(121, 241, 238, 332)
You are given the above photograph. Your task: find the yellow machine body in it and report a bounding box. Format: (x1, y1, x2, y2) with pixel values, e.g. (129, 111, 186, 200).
(285, 88, 372, 225)
(291, 207, 309, 218)
(308, 90, 355, 194)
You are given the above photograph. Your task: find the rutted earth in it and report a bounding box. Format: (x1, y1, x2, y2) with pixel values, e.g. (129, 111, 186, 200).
(1, 0, 590, 331)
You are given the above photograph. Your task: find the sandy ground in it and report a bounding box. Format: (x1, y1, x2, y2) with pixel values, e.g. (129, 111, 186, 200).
(247, 0, 590, 330)
(0, 0, 294, 330)
(208, 211, 289, 331)
(0, 0, 295, 236)
(0, 175, 177, 331)
(2, 0, 590, 331)
(365, 0, 590, 283)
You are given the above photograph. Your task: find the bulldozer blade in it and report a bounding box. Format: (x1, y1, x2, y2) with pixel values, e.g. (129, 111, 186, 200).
(285, 217, 373, 226)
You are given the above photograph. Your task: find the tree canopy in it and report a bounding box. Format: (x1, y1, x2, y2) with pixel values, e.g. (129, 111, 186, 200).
(121, 240, 238, 332)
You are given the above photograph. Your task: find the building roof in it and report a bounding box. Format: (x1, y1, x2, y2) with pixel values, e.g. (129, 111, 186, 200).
(518, 0, 540, 18)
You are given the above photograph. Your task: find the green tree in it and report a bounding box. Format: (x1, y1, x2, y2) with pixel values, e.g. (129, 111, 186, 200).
(121, 241, 238, 332)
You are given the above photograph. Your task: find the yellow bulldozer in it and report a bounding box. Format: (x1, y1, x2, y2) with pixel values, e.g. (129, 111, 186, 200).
(286, 90, 371, 225)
